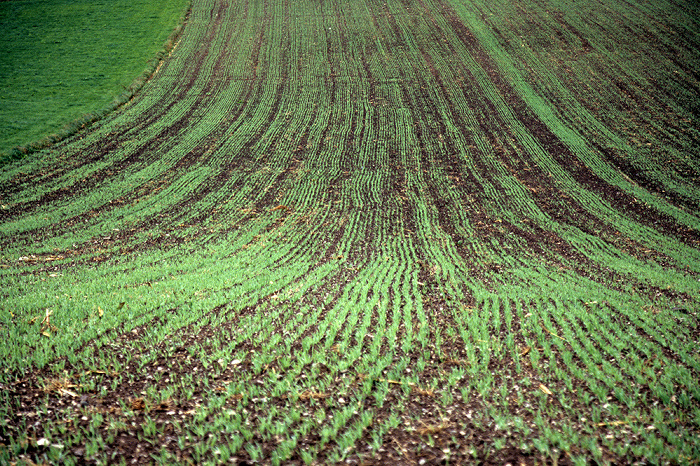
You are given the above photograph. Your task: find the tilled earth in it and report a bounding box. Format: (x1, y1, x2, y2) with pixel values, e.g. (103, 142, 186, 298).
(2, 0, 699, 464)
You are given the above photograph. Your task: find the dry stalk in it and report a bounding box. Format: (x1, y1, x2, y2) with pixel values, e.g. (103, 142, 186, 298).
(298, 390, 328, 400)
(416, 419, 449, 436)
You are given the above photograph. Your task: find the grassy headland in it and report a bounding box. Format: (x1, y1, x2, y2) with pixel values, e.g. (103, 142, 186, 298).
(0, 0, 190, 158)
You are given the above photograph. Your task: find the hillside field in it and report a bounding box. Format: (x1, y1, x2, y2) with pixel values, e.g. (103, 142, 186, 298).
(1, 0, 699, 464)
(0, 0, 190, 156)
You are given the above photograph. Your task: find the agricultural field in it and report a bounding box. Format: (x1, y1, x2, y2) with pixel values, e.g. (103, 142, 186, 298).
(0, 0, 190, 157)
(1, 0, 699, 464)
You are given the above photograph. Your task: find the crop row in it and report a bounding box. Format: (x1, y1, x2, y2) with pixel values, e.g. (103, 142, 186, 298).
(1, 0, 698, 463)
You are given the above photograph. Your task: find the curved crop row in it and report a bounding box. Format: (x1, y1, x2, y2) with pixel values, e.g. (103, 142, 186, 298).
(1, 0, 698, 463)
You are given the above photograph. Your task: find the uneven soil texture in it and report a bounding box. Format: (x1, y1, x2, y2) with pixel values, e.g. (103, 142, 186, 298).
(1, 0, 699, 464)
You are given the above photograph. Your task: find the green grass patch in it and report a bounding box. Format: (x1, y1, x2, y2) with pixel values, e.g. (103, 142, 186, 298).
(0, 0, 190, 158)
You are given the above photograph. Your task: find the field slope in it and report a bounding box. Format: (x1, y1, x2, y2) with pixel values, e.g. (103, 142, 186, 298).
(0, 0, 189, 156)
(1, 0, 699, 464)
